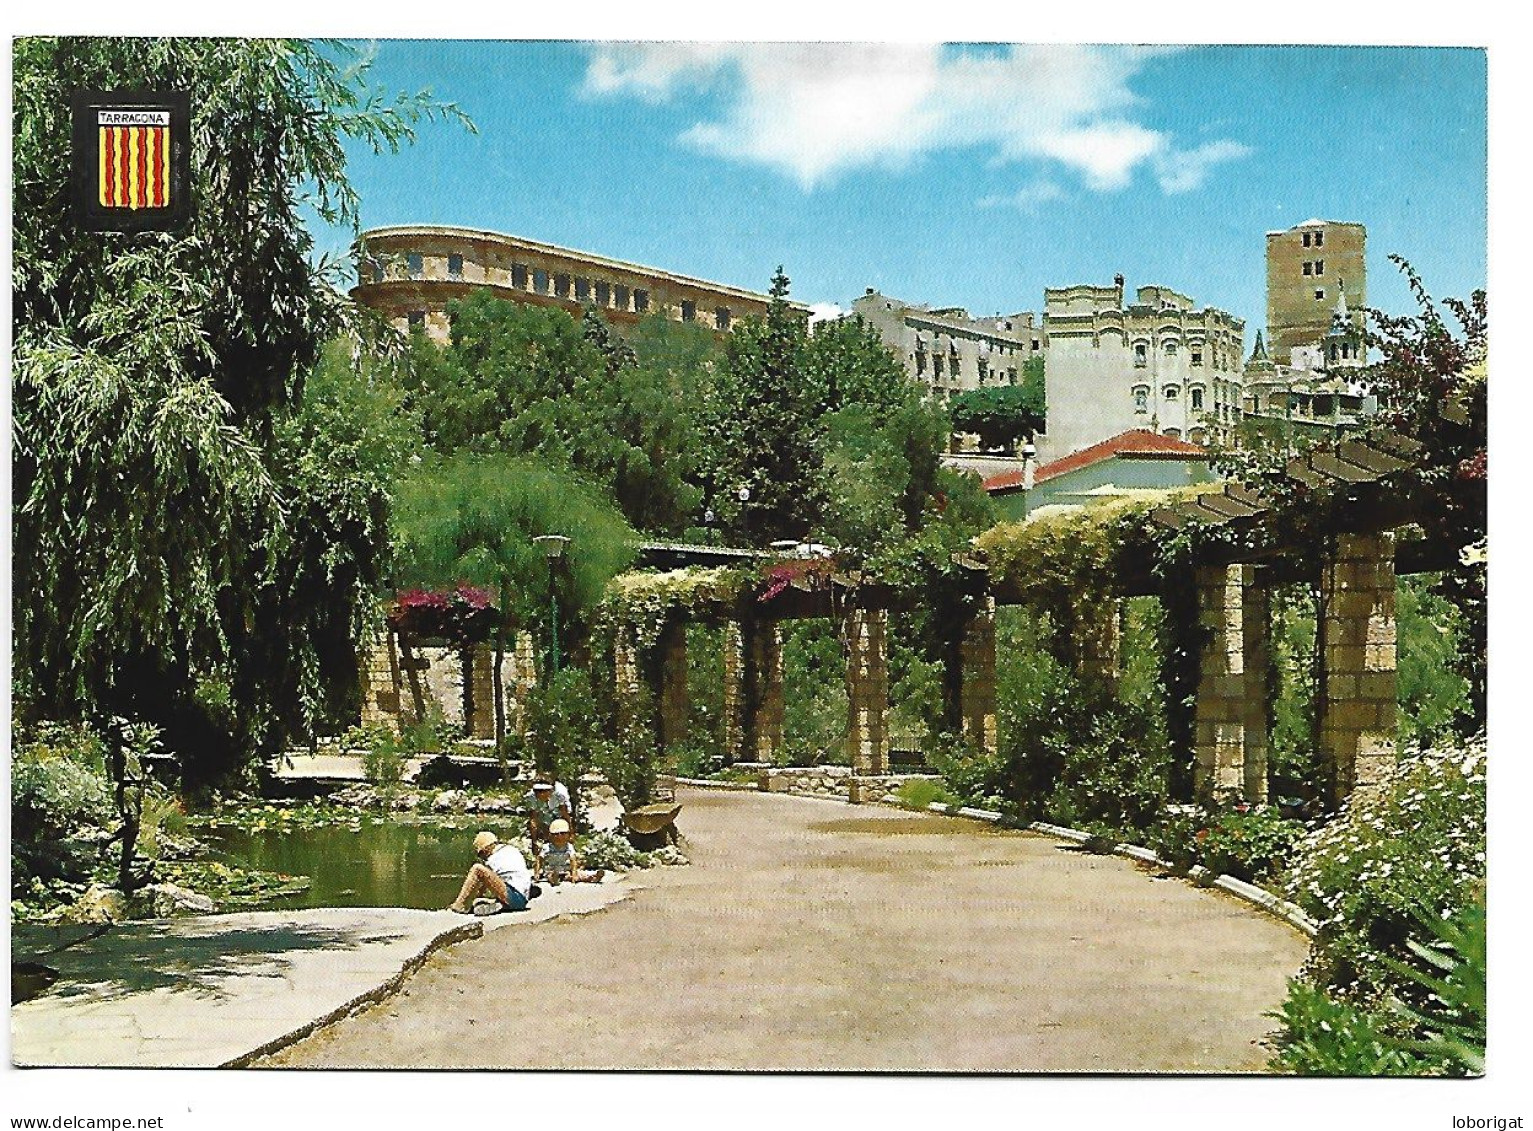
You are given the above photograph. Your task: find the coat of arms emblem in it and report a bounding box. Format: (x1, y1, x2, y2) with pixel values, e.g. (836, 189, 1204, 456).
(72, 90, 190, 231)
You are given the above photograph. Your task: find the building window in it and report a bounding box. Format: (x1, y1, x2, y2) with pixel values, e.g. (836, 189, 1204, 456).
(933, 355, 944, 379)
(1315, 259, 1325, 275)
(1133, 386, 1149, 413)
(447, 254, 463, 280)
(977, 358, 989, 383)
(715, 306, 731, 331)
(407, 310, 426, 331)
(1302, 261, 1313, 276)
(1315, 289, 1326, 301)
(680, 299, 696, 322)
(1007, 367, 1018, 384)
(1191, 387, 1204, 410)
(1163, 427, 1182, 439)
(949, 355, 962, 379)
(614, 285, 630, 311)
(512, 264, 529, 289)
(1134, 342, 1147, 367)
(1191, 349, 1203, 366)
(915, 352, 926, 376)
(595, 281, 611, 307)
(1302, 232, 1312, 247)
(1165, 341, 1178, 356)
(1315, 231, 1324, 247)
(533, 268, 549, 294)
(554, 274, 571, 298)
(634, 289, 649, 313)
(1031, 338, 1041, 351)
(407, 253, 424, 280)
(1189, 428, 1207, 445)
(1163, 385, 1180, 401)
(575, 277, 591, 301)
(368, 258, 385, 284)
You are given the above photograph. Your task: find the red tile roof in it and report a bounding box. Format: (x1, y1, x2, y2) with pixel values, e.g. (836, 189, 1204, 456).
(983, 430, 1208, 492)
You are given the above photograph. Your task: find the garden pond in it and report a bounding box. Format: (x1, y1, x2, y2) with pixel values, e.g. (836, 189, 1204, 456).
(198, 817, 488, 911)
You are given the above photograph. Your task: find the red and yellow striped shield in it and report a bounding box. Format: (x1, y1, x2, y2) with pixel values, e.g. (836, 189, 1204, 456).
(97, 109, 172, 210)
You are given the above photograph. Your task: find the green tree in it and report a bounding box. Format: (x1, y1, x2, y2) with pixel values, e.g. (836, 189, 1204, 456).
(700, 267, 826, 545)
(802, 313, 916, 415)
(402, 293, 712, 535)
(391, 453, 638, 756)
(949, 382, 1045, 453)
(12, 37, 468, 785)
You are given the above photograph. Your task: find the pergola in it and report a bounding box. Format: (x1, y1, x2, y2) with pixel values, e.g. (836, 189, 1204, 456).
(606, 428, 1476, 808)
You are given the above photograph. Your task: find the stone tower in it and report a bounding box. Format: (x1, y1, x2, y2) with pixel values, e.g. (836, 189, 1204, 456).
(1265, 219, 1366, 364)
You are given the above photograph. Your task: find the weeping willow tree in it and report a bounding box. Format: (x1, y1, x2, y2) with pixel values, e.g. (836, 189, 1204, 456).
(12, 38, 470, 786)
(391, 453, 639, 752)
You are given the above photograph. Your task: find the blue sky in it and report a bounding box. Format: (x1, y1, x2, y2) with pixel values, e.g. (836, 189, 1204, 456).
(320, 41, 1486, 339)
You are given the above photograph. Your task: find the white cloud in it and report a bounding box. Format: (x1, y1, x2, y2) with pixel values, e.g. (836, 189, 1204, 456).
(1152, 139, 1256, 194)
(580, 42, 1249, 198)
(808, 301, 847, 324)
(977, 179, 1068, 214)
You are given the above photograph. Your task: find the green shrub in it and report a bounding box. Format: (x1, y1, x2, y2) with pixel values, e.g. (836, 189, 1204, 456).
(893, 778, 959, 810)
(522, 668, 605, 826)
(1383, 899, 1485, 1075)
(343, 723, 407, 791)
(398, 703, 458, 756)
(780, 620, 848, 765)
(1268, 980, 1416, 1076)
(594, 686, 662, 812)
(1270, 899, 1486, 1077)
(922, 730, 1005, 810)
(1282, 738, 1486, 1003)
(11, 722, 113, 844)
(1147, 804, 1306, 884)
(666, 738, 723, 779)
(575, 828, 651, 872)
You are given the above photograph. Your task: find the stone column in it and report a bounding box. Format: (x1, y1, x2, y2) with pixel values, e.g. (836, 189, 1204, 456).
(722, 621, 745, 763)
(506, 630, 540, 737)
(1241, 581, 1271, 803)
(748, 623, 785, 763)
(957, 597, 999, 758)
(844, 606, 890, 775)
(359, 631, 402, 728)
(1194, 565, 1269, 803)
(612, 625, 644, 737)
(1319, 532, 1397, 805)
(466, 643, 495, 739)
(656, 620, 690, 752)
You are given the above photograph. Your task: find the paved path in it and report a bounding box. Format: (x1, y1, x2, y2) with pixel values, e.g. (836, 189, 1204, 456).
(268, 788, 1308, 1073)
(11, 883, 633, 1068)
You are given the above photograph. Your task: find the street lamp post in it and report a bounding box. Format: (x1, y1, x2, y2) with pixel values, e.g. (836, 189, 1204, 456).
(532, 534, 570, 680)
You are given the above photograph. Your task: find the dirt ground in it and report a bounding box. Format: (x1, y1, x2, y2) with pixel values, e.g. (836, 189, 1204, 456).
(264, 788, 1308, 1072)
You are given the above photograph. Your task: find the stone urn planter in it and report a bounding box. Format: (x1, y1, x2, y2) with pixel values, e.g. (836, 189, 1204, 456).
(619, 802, 682, 850)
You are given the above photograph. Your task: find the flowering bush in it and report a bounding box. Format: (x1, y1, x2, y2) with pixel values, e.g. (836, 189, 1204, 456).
(388, 584, 499, 642)
(1282, 738, 1485, 1003)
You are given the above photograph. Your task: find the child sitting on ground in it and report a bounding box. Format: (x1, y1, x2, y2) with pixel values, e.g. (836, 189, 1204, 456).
(536, 819, 605, 886)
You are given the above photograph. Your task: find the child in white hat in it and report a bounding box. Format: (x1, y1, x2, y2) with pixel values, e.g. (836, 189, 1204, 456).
(536, 819, 605, 886)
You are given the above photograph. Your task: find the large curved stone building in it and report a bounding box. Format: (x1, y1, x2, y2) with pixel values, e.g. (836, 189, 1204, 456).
(351, 224, 801, 340)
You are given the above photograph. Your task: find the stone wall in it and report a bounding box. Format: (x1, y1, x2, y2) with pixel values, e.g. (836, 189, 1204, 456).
(756, 765, 939, 805)
(758, 765, 851, 800)
(361, 630, 538, 739)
